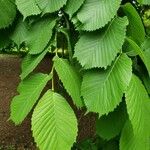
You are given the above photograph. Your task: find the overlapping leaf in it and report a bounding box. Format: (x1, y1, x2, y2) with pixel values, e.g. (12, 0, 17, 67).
(142, 38, 150, 50)
(145, 99, 150, 135)
(36, 0, 67, 14)
(82, 54, 132, 115)
(0, 0, 16, 28)
(122, 3, 145, 45)
(10, 73, 51, 125)
(77, 0, 121, 30)
(125, 75, 149, 134)
(53, 56, 83, 107)
(10, 18, 29, 46)
(138, 0, 150, 5)
(120, 120, 149, 150)
(96, 103, 127, 140)
(144, 0, 150, 4)
(16, 0, 41, 19)
(21, 48, 49, 80)
(121, 75, 150, 150)
(74, 17, 128, 69)
(126, 38, 150, 75)
(143, 49, 150, 75)
(65, 0, 85, 18)
(27, 17, 56, 54)
(32, 90, 78, 150)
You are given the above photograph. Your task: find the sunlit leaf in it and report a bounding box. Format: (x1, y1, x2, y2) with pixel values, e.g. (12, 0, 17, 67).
(32, 90, 78, 150)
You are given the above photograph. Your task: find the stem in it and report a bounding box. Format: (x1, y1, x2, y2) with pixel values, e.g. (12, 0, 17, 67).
(63, 12, 70, 30)
(60, 11, 73, 61)
(50, 29, 58, 92)
(51, 66, 55, 91)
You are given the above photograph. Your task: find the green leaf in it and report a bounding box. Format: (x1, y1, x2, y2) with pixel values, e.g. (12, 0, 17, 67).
(96, 103, 127, 140)
(10, 18, 29, 46)
(0, 0, 16, 28)
(142, 38, 150, 50)
(143, 0, 150, 5)
(21, 48, 48, 80)
(125, 37, 144, 57)
(64, 0, 85, 18)
(16, 0, 41, 19)
(77, 0, 121, 31)
(120, 120, 149, 150)
(36, 0, 67, 14)
(74, 17, 128, 69)
(27, 17, 56, 54)
(145, 99, 150, 135)
(82, 54, 132, 115)
(122, 41, 137, 57)
(122, 75, 150, 150)
(125, 74, 149, 134)
(53, 56, 83, 107)
(126, 37, 150, 76)
(137, 0, 150, 5)
(10, 73, 51, 125)
(32, 90, 78, 150)
(143, 48, 150, 74)
(122, 3, 145, 45)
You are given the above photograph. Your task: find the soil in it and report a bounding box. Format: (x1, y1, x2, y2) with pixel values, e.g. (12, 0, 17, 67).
(0, 54, 96, 150)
